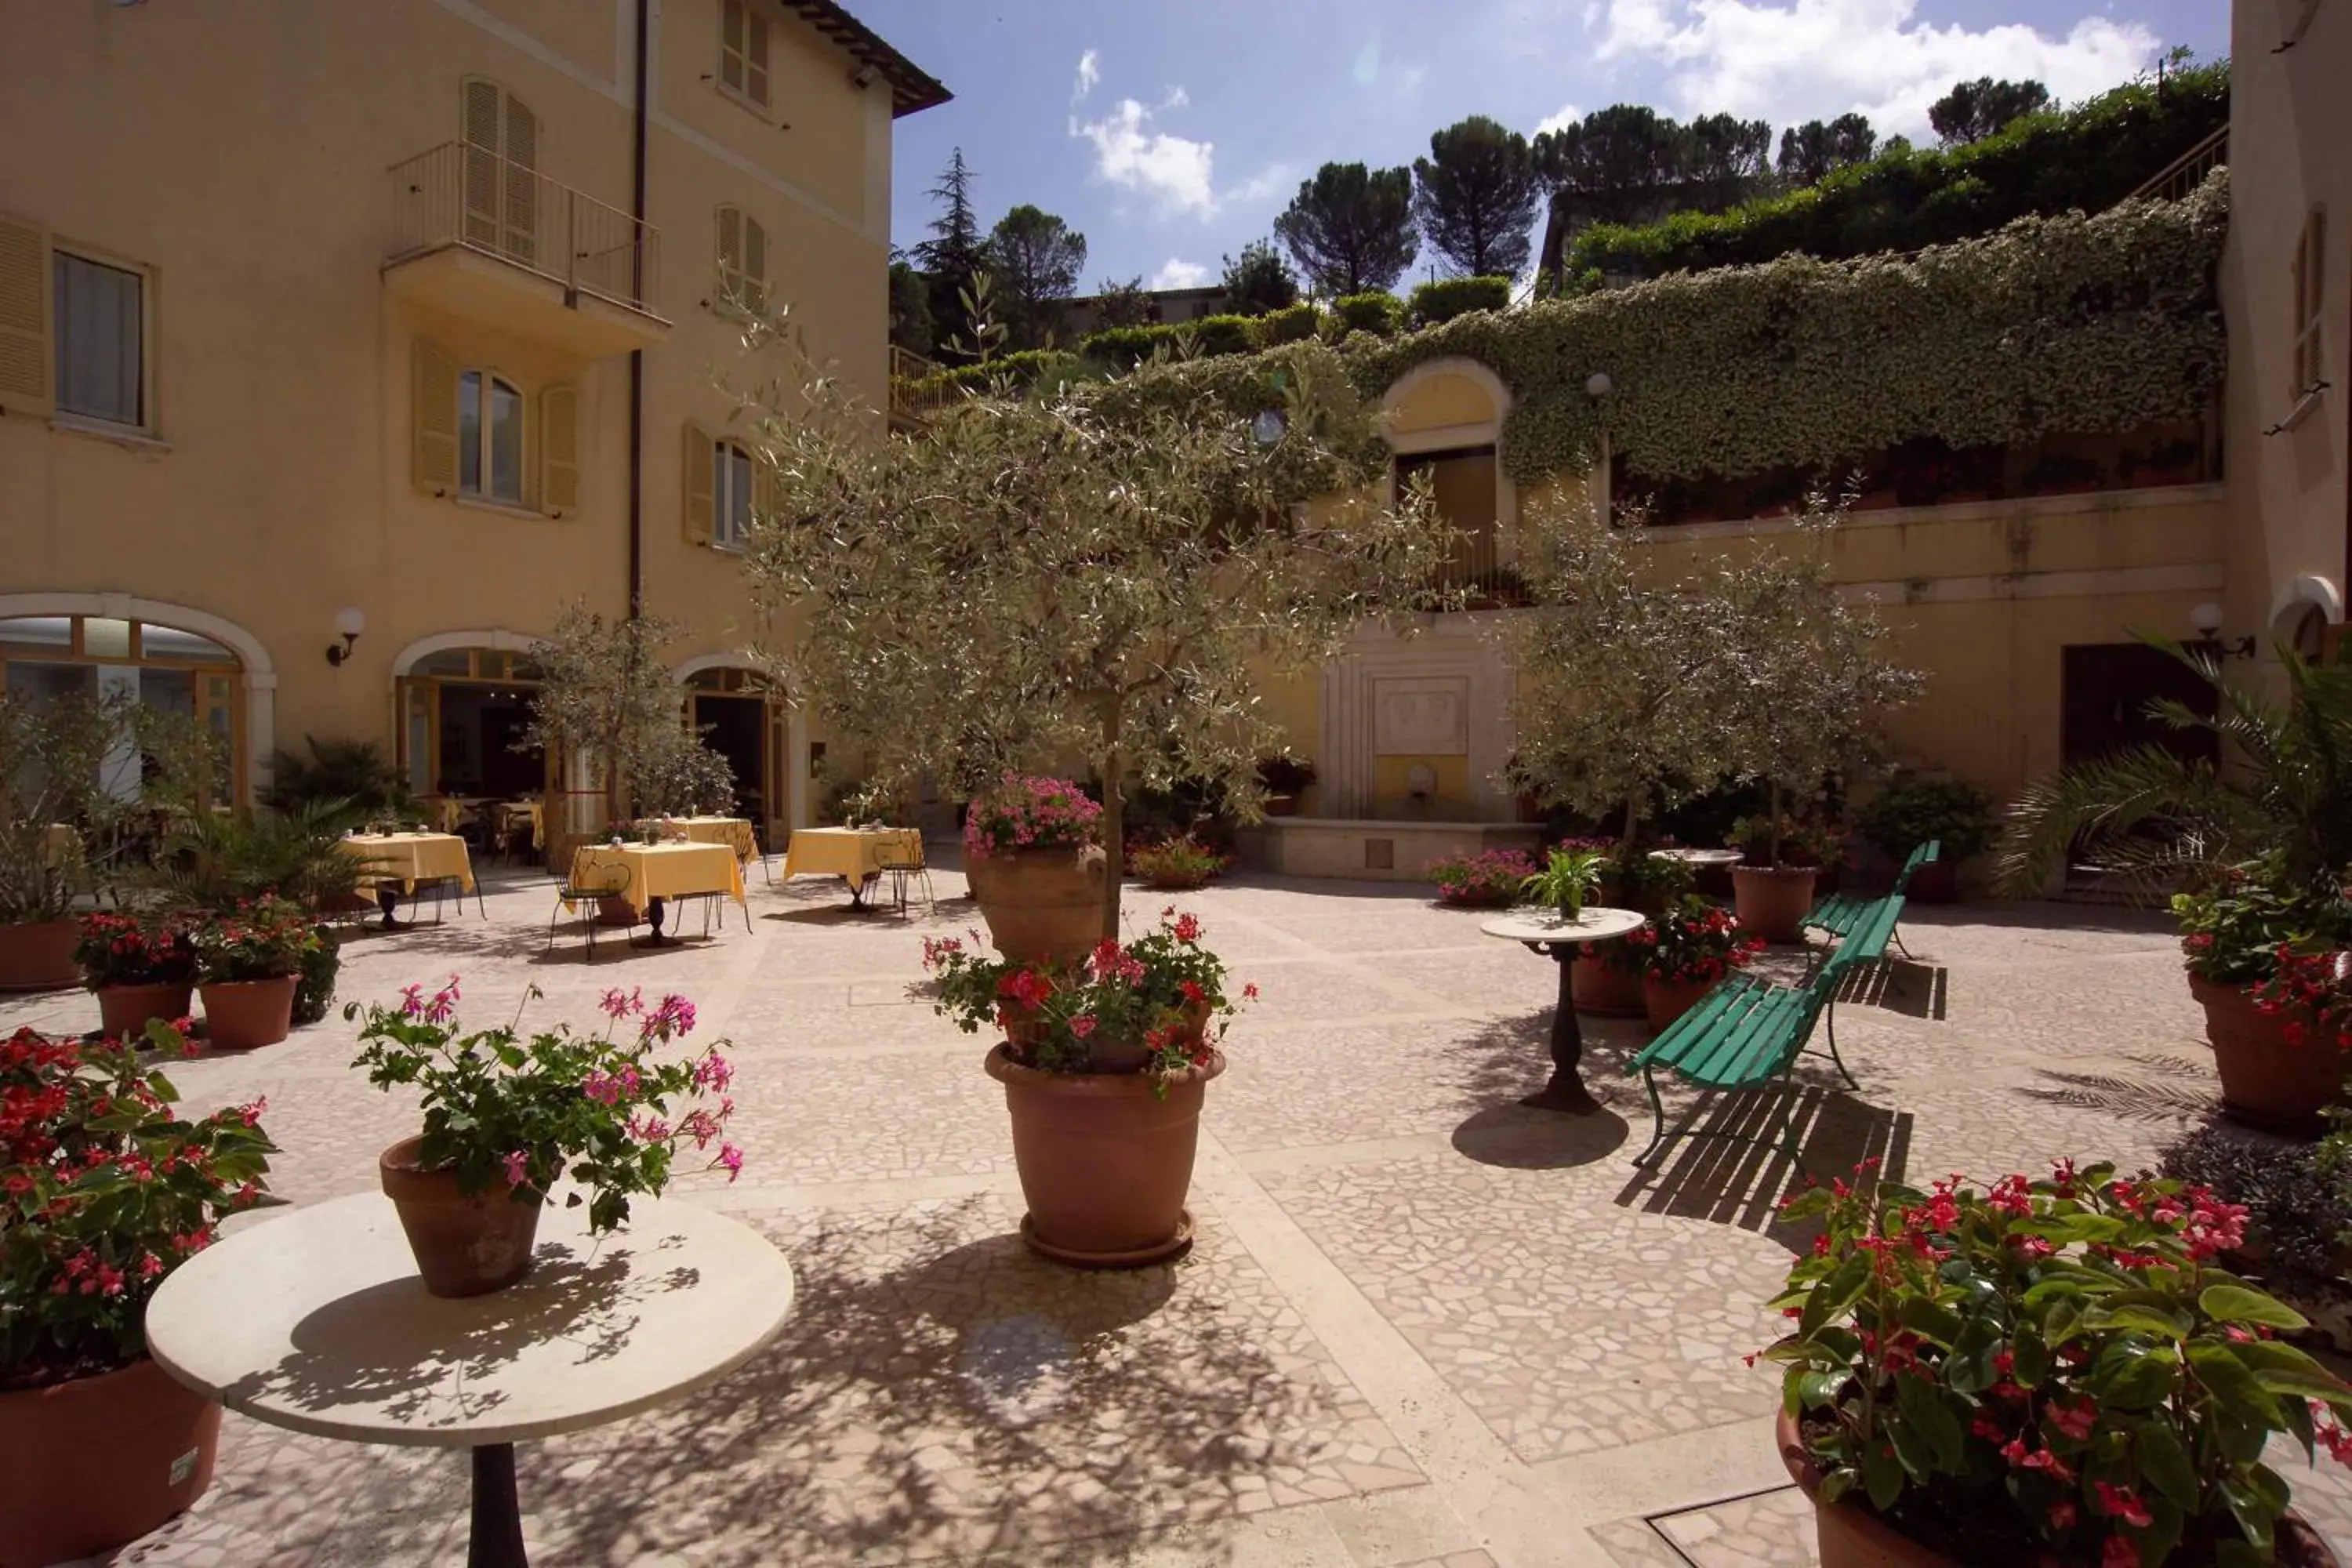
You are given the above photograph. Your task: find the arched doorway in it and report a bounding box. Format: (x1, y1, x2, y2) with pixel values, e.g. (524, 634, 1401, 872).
(0, 599, 265, 804)
(389, 636, 556, 805)
(676, 660, 798, 837)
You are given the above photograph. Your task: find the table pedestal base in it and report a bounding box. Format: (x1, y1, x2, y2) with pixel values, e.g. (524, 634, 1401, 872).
(471, 1443, 526, 1567)
(375, 887, 408, 930)
(636, 897, 680, 948)
(1523, 944, 1608, 1116)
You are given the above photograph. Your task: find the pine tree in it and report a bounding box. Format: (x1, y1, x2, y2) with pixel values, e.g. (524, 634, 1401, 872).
(1928, 78, 2053, 146)
(1272, 162, 1419, 296)
(1219, 240, 1300, 316)
(914, 149, 988, 357)
(1411, 117, 1541, 278)
(985, 205, 1088, 349)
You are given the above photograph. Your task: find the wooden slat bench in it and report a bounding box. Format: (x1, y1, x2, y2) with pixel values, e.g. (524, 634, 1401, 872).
(1807, 840, 1935, 951)
(1622, 967, 1853, 1168)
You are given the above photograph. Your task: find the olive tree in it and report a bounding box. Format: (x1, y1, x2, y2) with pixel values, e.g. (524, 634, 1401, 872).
(521, 604, 734, 824)
(736, 332, 1455, 935)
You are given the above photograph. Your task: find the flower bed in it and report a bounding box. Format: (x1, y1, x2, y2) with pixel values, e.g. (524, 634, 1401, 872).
(1127, 834, 1230, 890)
(1425, 848, 1538, 908)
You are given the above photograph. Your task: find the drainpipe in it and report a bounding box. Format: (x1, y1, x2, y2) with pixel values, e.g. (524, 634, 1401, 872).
(627, 0, 649, 618)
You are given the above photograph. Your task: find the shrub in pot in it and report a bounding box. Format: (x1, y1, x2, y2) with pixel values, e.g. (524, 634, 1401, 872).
(925, 908, 1254, 1266)
(1727, 815, 1829, 942)
(76, 909, 198, 1039)
(1620, 896, 1762, 1032)
(292, 924, 343, 1027)
(1, 1021, 274, 1565)
(191, 898, 321, 1051)
(2170, 867, 2352, 1135)
(1255, 753, 1317, 817)
(1577, 843, 1696, 1014)
(1519, 846, 1609, 920)
(2160, 1124, 2352, 1345)
(961, 775, 1109, 966)
(1126, 833, 1230, 891)
(1857, 779, 1995, 902)
(347, 980, 742, 1297)
(1766, 1160, 2352, 1568)
(1425, 848, 1538, 909)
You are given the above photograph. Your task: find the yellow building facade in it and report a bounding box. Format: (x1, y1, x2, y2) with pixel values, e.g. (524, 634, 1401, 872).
(0, 0, 944, 842)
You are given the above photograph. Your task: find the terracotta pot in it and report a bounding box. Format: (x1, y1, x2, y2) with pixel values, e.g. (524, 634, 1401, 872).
(1908, 858, 1959, 905)
(96, 981, 197, 1040)
(196, 975, 298, 1050)
(0, 916, 81, 993)
(0, 1356, 222, 1566)
(966, 844, 1109, 967)
(985, 1044, 1223, 1266)
(379, 1135, 545, 1297)
(1733, 866, 1818, 943)
(1571, 949, 1646, 1017)
(1515, 792, 1548, 824)
(1813, 864, 1844, 898)
(1261, 795, 1301, 818)
(596, 895, 637, 927)
(1643, 975, 1715, 1033)
(2190, 973, 2350, 1137)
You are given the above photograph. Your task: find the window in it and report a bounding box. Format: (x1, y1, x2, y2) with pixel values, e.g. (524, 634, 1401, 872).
(52, 251, 144, 427)
(2293, 206, 2326, 397)
(720, 0, 771, 110)
(713, 439, 755, 548)
(715, 205, 769, 314)
(459, 369, 525, 504)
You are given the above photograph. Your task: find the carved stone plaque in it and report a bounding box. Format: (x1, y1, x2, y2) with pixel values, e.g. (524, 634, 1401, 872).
(1372, 677, 1468, 756)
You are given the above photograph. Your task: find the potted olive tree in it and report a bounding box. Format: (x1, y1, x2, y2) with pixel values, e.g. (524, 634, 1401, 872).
(1856, 778, 1995, 902)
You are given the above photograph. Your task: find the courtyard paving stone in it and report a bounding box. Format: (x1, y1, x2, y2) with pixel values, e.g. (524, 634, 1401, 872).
(11, 862, 2352, 1564)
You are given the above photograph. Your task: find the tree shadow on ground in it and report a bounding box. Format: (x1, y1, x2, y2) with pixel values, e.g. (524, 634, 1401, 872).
(1613, 1088, 1915, 1255)
(2013, 1048, 2220, 1123)
(521, 1196, 1350, 1563)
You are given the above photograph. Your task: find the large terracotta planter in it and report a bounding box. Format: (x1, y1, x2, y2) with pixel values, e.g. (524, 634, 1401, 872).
(0, 916, 81, 992)
(985, 1044, 1222, 1267)
(96, 981, 196, 1040)
(0, 1356, 222, 1566)
(1262, 795, 1301, 818)
(196, 975, 298, 1050)
(1733, 866, 1818, 944)
(1643, 975, 1715, 1033)
(1572, 949, 1646, 1017)
(1908, 858, 1959, 905)
(2190, 973, 2350, 1137)
(966, 844, 1109, 967)
(379, 1136, 546, 1297)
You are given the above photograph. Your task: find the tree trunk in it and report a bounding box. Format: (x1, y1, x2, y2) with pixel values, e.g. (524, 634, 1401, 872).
(1766, 779, 1784, 867)
(1099, 746, 1124, 942)
(1622, 793, 1641, 846)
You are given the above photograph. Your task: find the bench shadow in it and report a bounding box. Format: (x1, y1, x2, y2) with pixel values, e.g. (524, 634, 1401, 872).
(1613, 1089, 1915, 1254)
(1836, 958, 1948, 1022)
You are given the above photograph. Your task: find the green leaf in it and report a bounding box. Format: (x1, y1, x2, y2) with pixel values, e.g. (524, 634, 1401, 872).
(1860, 1443, 1904, 1512)
(2188, 1342, 2281, 1427)
(2082, 1302, 2192, 1339)
(1893, 1375, 1964, 1471)
(1801, 1250, 1872, 1340)
(2095, 1341, 2181, 1410)
(2199, 1283, 2310, 1331)
(1896, 1295, 1964, 1346)
(2135, 1420, 2198, 1511)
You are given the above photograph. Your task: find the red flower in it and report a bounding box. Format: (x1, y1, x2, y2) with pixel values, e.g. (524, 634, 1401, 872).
(2092, 1482, 2151, 1528)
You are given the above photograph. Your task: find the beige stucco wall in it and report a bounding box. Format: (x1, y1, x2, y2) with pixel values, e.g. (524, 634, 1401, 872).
(0, 0, 906, 823)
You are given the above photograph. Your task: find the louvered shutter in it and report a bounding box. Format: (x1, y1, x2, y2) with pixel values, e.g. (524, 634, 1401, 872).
(541, 384, 579, 515)
(460, 80, 503, 249)
(716, 206, 742, 305)
(720, 0, 746, 93)
(745, 10, 771, 107)
(0, 217, 53, 417)
(412, 339, 459, 494)
(682, 423, 715, 545)
(752, 449, 780, 528)
(743, 218, 768, 311)
(502, 96, 538, 264)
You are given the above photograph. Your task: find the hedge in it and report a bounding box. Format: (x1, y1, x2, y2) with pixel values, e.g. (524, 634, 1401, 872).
(897, 348, 1091, 399)
(1079, 314, 1260, 368)
(1250, 302, 1323, 348)
(1406, 275, 1513, 327)
(1568, 60, 2227, 281)
(1330, 292, 1403, 338)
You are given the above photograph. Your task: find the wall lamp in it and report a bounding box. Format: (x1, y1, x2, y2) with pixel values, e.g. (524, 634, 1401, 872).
(325, 607, 366, 666)
(2188, 601, 2256, 660)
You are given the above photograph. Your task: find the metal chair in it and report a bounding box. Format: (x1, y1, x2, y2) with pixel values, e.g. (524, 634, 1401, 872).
(548, 854, 637, 961)
(418, 873, 489, 924)
(876, 833, 935, 917)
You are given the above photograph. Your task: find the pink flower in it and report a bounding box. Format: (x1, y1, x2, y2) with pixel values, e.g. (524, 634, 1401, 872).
(717, 1143, 745, 1182)
(584, 1070, 622, 1105)
(238, 1095, 268, 1126)
(2102, 1538, 2140, 1568)
(399, 983, 425, 1017)
(2048, 1399, 2096, 1442)
(2047, 1498, 2077, 1531)
(598, 988, 637, 1020)
(626, 1112, 672, 1143)
(1069, 1014, 1098, 1039)
(502, 1149, 530, 1189)
(693, 1051, 733, 1094)
(1171, 912, 1203, 942)
(424, 976, 461, 1024)
(1241, 982, 1259, 1001)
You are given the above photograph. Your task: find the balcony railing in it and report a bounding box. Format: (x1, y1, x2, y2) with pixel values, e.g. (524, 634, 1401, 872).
(387, 142, 661, 316)
(2126, 127, 2227, 205)
(1426, 524, 1527, 608)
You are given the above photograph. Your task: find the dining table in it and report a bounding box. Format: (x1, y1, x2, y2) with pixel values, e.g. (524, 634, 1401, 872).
(781, 826, 920, 909)
(568, 840, 747, 946)
(1480, 905, 1649, 1113)
(338, 832, 480, 928)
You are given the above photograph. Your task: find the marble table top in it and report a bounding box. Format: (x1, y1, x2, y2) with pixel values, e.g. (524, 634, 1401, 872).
(1478, 906, 1648, 946)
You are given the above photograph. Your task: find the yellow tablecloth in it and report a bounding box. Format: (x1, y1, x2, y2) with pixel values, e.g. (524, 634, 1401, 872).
(782, 826, 921, 883)
(494, 800, 544, 850)
(42, 823, 85, 868)
(339, 833, 477, 895)
(568, 842, 746, 917)
(669, 816, 758, 862)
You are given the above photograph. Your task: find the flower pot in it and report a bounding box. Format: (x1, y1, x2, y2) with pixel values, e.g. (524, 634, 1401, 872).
(1262, 795, 1301, 818)
(1733, 865, 1817, 943)
(96, 981, 196, 1040)
(1908, 858, 1959, 905)
(196, 975, 298, 1050)
(985, 1044, 1222, 1266)
(1643, 975, 1715, 1033)
(0, 1356, 222, 1566)
(1571, 949, 1646, 1017)
(966, 844, 1109, 968)
(2190, 973, 2349, 1137)
(0, 916, 81, 992)
(379, 1135, 545, 1297)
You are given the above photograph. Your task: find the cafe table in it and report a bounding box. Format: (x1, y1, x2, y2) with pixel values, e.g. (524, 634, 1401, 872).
(781, 826, 920, 909)
(338, 832, 481, 928)
(1650, 847, 1744, 869)
(144, 1192, 796, 1568)
(1479, 906, 1648, 1113)
(568, 840, 747, 946)
(666, 815, 759, 863)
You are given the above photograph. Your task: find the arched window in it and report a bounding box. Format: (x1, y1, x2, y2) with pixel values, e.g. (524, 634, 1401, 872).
(715, 205, 769, 314)
(458, 368, 525, 504)
(0, 613, 243, 803)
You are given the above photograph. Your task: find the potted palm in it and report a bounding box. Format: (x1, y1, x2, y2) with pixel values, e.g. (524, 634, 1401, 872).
(74, 909, 198, 1040)
(191, 897, 320, 1051)
(347, 981, 742, 1297)
(1257, 754, 1318, 817)
(0, 1021, 273, 1566)
(1766, 1160, 2352, 1567)
(1577, 840, 1694, 1017)
(1857, 779, 1995, 902)
(924, 909, 1254, 1266)
(1519, 845, 1609, 919)
(961, 775, 1109, 967)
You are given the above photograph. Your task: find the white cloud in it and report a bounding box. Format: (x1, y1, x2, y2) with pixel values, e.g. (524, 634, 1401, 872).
(1224, 162, 1296, 207)
(1585, 0, 2158, 140)
(1072, 49, 1099, 103)
(1071, 95, 1218, 218)
(1151, 259, 1214, 289)
(1536, 100, 1582, 137)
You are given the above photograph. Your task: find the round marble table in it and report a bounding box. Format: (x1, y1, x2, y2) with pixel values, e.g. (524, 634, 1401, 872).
(1480, 906, 1648, 1113)
(1650, 848, 1745, 868)
(144, 1192, 797, 1567)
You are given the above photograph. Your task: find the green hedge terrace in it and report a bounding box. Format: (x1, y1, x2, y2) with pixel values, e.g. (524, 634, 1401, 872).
(1563, 60, 2227, 283)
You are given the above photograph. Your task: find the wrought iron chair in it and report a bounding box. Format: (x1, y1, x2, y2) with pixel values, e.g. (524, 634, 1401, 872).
(548, 851, 637, 961)
(876, 832, 935, 917)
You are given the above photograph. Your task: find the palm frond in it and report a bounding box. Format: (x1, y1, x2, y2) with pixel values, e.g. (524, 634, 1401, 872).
(1994, 743, 2259, 895)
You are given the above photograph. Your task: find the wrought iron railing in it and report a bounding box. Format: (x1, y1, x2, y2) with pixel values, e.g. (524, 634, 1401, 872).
(387, 143, 662, 315)
(2125, 128, 2227, 205)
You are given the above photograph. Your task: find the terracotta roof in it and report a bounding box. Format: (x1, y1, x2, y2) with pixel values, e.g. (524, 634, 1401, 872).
(782, 0, 952, 118)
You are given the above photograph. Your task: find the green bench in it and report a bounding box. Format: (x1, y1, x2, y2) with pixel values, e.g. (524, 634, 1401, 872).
(1806, 839, 1936, 953)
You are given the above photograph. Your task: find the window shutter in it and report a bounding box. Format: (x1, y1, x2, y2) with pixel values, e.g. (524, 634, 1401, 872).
(753, 449, 780, 524)
(0, 216, 53, 417)
(682, 423, 715, 545)
(503, 96, 539, 263)
(720, 0, 746, 92)
(716, 205, 742, 301)
(743, 218, 768, 310)
(461, 81, 503, 249)
(746, 10, 770, 106)
(412, 339, 459, 494)
(541, 383, 579, 515)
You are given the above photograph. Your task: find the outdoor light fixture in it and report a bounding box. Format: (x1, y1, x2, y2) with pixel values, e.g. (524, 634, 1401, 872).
(325, 607, 366, 666)
(1251, 408, 1287, 447)
(2188, 601, 2256, 659)
(1585, 371, 1614, 398)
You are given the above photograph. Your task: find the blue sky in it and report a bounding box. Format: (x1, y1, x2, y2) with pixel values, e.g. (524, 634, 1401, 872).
(862, 0, 2227, 293)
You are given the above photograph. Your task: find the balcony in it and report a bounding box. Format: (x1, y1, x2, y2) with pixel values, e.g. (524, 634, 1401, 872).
(384, 143, 670, 359)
